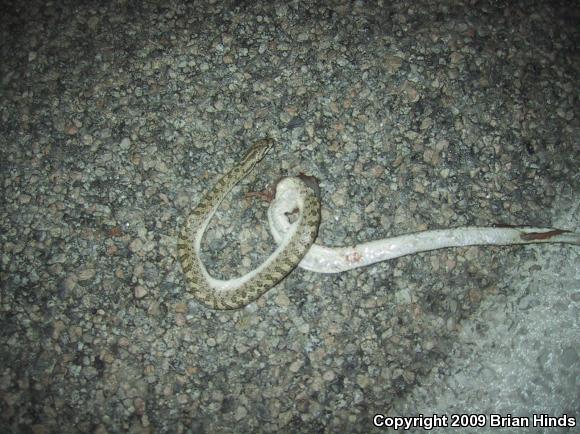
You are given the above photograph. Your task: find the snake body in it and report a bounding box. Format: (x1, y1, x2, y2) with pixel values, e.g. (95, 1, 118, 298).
(179, 139, 580, 310)
(178, 139, 320, 309)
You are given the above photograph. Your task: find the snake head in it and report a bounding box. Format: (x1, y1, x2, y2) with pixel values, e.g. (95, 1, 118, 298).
(240, 138, 274, 166)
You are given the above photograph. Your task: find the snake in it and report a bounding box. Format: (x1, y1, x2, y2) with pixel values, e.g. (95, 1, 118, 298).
(178, 139, 580, 310)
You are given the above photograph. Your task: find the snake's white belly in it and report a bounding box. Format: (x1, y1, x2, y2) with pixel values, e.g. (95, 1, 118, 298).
(268, 182, 580, 273)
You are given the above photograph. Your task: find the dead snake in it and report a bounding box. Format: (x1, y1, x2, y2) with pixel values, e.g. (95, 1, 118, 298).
(178, 139, 579, 309)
